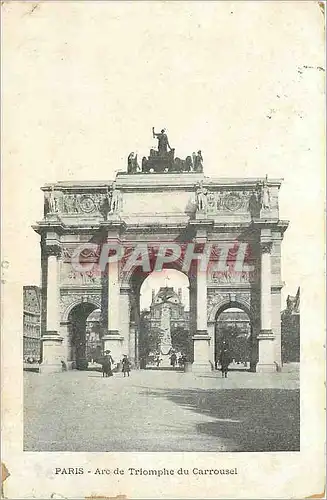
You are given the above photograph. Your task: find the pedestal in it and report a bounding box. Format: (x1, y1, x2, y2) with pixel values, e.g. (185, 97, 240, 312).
(39, 332, 63, 373)
(192, 333, 212, 373)
(257, 329, 276, 373)
(103, 333, 124, 368)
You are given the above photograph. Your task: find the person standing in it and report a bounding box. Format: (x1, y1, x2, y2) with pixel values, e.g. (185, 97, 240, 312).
(122, 354, 131, 377)
(102, 350, 114, 377)
(170, 351, 177, 368)
(219, 347, 231, 378)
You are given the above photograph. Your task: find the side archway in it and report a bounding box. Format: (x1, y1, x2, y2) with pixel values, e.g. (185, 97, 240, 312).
(211, 300, 254, 372)
(209, 299, 254, 324)
(60, 297, 101, 369)
(61, 295, 101, 322)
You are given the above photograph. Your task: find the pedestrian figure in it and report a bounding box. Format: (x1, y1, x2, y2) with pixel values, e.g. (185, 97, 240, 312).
(219, 347, 231, 378)
(170, 351, 177, 368)
(122, 355, 131, 377)
(102, 350, 114, 377)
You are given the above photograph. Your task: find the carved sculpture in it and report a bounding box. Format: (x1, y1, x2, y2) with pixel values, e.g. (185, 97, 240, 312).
(125, 129, 205, 174)
(62, 193, 106, 214)
(107, 182, 122, 215)
(194, 150, 203, 172)
(127, 152, 139, 174)
(261, 175, 271, 210)
(152, 127, 172, 155)
(48, 185, 59, 214)
(196, 181, 208, 212)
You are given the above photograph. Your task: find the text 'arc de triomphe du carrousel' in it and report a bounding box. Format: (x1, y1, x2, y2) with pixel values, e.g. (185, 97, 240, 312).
(33, 128, 289, 374)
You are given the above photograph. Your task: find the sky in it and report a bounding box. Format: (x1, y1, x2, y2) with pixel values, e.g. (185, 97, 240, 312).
(2, 1, 325, 311)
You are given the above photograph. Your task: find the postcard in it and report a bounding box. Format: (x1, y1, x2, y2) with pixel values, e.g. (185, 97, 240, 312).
(1, 1, 325, 498)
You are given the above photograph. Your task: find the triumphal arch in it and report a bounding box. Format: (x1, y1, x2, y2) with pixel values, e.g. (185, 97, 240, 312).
(33, 130, 288, 373)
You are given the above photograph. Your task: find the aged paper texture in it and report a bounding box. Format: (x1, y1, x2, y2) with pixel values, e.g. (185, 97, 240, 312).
(1, 1, 325, 499)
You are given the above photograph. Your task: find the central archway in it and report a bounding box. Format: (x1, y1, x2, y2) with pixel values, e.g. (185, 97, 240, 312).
(133, 267, 193, 369)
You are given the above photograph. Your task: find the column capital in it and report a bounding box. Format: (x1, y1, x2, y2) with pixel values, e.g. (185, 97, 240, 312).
(44, 244, 61, 257)
(260, 241, 272, 254)
(188, 220, 214, 243)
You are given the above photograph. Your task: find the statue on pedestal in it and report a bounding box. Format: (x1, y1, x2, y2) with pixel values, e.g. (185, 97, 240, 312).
(194, 150, 204, 172)
(196, 181, 208, 212)
(107, 182, 122, 216)
(152, 127, 172, 155)
(160, 303, 173, 356)
(127, 152, 139, 174)
(261, 175, 271, 210)
(47, 185, 59, 214)
(124, 129, 204, 174)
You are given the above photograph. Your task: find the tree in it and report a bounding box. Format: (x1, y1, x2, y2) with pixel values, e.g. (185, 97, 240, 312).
(171, 326, 192, 358)
(139, 312, 161, 358)
(216, 324, 250, 362)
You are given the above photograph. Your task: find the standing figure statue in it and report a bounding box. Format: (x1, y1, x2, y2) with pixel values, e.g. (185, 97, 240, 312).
(127, 152, 139, 174)
(109, 181, 122, 214)
(194, 150, 203, 172)
(48, 185, 59, 214)
(152, 127, 172, 155)
(196, 181, 208, 212)
(261, 175, 270, 210)
(192, 152, 197, 170)
(127, 152, 135, 173)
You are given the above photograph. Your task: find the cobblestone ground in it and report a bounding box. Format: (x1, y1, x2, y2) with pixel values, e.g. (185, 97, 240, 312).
(24, 366, 300, 452)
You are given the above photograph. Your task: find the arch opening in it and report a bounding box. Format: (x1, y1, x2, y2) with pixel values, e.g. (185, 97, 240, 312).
(67, 302, 99, 370)
(214, 304, 252, 372)
(138, 269, 192, 370)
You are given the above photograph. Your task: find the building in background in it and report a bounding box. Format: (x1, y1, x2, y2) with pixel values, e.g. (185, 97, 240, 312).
(148, 287, 189, 331)
(215, 309, 251, 365)
(140, 287, 190, 360)
(85, 309, 102, 362)
(281, 287, 300, 363)
(23, 286, 41, 361)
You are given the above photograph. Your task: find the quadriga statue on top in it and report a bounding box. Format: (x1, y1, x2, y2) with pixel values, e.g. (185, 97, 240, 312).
(126, 128, 204, 174)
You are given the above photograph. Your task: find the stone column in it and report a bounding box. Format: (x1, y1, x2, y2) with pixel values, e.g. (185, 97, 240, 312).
(207, 321, 216, 369)
(257, 241, 276, 372)
(120, 285, 131, 359)
(188, 276, 197, 362)
(129, 321, 137, 368)
(102, 244, 124, 366)
(40, 245, 63, 373)
(192, 261, 211, 373)
(60, 321, 74, 370)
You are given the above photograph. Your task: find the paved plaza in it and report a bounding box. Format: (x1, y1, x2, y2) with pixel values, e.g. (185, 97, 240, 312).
(24, 365, 300, 453)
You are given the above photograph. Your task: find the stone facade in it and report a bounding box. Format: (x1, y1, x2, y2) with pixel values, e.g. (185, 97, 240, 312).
(281, 287, 300, 363)
(23, 286, 41, 361)
(33, 171, 288, 373)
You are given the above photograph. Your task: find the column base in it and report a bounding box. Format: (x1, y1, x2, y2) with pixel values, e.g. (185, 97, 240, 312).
(257, 329, 276, 372)
(103, 333, 124, 369)
(39, 363, 63, 374)
(40, 333, 63, 374)
(256, 363, 278, 373)
(192, 333, 211, 373)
